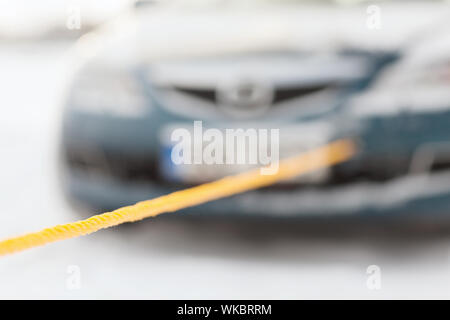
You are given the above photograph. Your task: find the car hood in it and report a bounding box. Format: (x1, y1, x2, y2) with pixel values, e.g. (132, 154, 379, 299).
(72, 1, 450, 68)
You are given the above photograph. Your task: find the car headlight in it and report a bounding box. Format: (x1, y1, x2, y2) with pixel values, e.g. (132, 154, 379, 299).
(68, 67, 148, 118)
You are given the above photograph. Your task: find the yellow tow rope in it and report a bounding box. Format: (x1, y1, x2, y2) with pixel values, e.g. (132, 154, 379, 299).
(0, 139, 355, 257)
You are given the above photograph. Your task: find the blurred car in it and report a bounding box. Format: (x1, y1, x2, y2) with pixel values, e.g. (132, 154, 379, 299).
(60, 0, 450, 217)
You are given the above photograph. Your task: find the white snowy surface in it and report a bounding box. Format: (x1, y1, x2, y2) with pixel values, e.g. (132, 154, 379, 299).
(0, 43, 450, 299)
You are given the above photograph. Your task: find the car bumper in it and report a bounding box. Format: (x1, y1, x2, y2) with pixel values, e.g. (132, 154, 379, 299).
(63, 165, 450, 218)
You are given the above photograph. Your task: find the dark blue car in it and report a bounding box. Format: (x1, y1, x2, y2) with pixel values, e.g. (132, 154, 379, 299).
(60, 1, 450, 217)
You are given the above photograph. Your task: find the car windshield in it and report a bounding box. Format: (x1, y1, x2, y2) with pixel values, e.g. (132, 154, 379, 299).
(154, 0, 377, 8)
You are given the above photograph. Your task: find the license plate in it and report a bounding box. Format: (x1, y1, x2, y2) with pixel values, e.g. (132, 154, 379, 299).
(158, 122, 333, 184)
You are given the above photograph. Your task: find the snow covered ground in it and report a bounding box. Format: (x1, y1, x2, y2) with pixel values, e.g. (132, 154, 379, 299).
(0, 43, 450, 299)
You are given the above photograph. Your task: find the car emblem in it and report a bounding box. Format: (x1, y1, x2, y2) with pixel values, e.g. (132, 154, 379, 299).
(216, 77, 274, 117)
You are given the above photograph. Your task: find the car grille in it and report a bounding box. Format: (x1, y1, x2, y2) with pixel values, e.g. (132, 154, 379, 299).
(172, 83, 337, 105)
